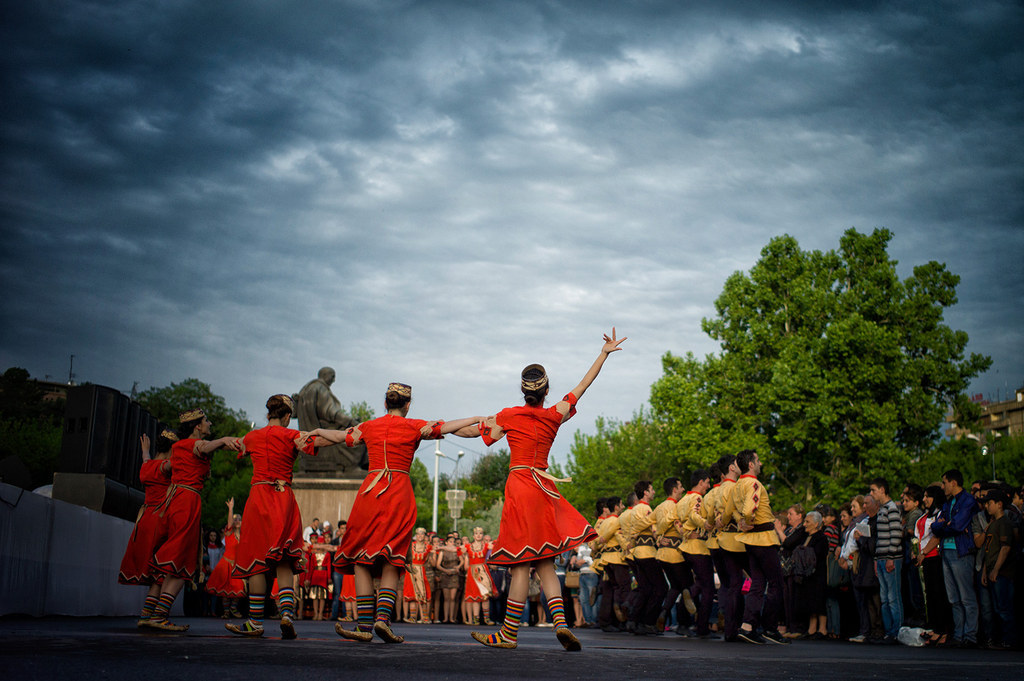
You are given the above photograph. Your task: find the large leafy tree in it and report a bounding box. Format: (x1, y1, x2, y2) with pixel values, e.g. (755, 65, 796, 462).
(137, 378, 252, 527)
(699, 228, 990, 505)
(0, 367, 64, 489)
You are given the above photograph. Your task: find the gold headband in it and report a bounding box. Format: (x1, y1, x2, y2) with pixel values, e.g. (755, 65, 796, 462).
(160, 429, 179, 442)
(521, 364, 549, 392)
(272, 394, 294, 411)
(179, 408, 205, 423)
(386, 382, 412, 398)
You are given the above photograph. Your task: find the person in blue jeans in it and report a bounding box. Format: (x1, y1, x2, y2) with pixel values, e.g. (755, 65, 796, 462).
(870, 478, 904, 643)
(930, 469, 979, 646)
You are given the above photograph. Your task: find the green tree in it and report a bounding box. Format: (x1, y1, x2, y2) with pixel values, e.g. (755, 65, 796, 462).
(137, 378, 252, 527)
(0, 368, 65, 489)
(698, 228, 990, 507)
(564, 410, 676, 519)
(348, 400, 375, 423)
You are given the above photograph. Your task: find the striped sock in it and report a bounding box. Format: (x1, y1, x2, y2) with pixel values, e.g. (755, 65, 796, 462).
(546, 596, 567, 629)
(151, 592, 176, 622)
(248, 594, 266, 626)
(277, 587, 295, 620)
(140, 594, 159, 619)
(487, 598, 525, 644)
(375, 587, 397, 623)
(356, 595, 375, 632)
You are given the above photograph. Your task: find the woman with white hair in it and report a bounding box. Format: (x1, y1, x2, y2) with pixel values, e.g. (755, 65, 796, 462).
(784, 510, 829, 639)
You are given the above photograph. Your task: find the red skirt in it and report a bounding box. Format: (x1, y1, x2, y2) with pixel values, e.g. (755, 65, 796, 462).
(488, 469, 597, 566)
(232, 484, 304, 578)
(333, 473, 416, 574)
(207, 535, 245, 597)
(402, 562, 431, 601)
(151, 488, 203, 580)
(118, 506, 166, 586)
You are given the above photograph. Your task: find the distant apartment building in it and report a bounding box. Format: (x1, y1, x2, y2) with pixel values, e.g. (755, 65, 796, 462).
(946, 386, 1024, 440)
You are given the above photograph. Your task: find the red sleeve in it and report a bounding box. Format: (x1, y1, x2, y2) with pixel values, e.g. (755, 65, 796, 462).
(344, 428, 355, 448)
(429, 421, 444, 438)
(559, 393, 578, 421)
(478, 420, 500, 446)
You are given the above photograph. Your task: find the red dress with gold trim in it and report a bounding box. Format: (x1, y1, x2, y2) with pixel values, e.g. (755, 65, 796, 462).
(461, 541, 495, 601)
(402, 542, 433, 602)
(118, 459, 172, 585)
(485, 393, 597, 565)
(232, 425, 316, 578)
(151, 439, 212, 580)
(206, 529, 245, 597)
(333, 415, 444, 574)
(305, 543, 332, 598)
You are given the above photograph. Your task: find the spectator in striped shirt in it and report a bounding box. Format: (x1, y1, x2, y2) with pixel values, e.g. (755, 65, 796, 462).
(870, 478, 903, 644)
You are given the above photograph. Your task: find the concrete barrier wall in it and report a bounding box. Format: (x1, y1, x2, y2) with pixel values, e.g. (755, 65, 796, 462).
(0, 482, 179, 616)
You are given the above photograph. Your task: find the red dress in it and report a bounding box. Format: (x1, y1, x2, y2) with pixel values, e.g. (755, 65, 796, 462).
(402, 542, 433, 602)
(305, 545, 332, 597)
(118, 459, 172, 585)
(151, 439, 213, 580)
(206, 530, 245, 597)
(232, 425, 316, 578)
(333, 415, 444, 574)
(461, 542, 495, 601)
(485, 393, 597, 565)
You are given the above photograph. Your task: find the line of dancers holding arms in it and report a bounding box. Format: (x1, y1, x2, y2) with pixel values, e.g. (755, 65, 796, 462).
(118, 329, 626, 650)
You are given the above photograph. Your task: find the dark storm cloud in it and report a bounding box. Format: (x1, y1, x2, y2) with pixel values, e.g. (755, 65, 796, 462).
(2, 1, 1021, 464)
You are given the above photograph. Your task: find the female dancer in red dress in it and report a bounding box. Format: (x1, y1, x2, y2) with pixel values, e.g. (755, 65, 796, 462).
(305, 535, 333, 620)
(147, 409, 242, 631)
(472, 329, 626, 651)
(308, 382, 481, 644)
(402, 527, 433, 623)
(227, 394, 320, 639)
(205, 498, 245, 617)
(462, 526, 495, 625)
(118, 431, 174, 626)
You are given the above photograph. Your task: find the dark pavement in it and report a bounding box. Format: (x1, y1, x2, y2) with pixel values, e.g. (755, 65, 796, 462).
(1, 617, 1019, 681)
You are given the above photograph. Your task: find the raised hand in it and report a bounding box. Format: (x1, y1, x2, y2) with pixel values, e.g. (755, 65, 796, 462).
(601, 327, 627, 354)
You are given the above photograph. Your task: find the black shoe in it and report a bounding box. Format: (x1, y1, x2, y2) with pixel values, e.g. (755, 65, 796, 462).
(737, 630, 766, 645)
(724, 635, 742, 643)
(762, 630, 791, 645)
(882, 635, 899, 646)
(600, 625, 619, 633)
(697, 632, 722, 640)
(675, 626, 696, 637)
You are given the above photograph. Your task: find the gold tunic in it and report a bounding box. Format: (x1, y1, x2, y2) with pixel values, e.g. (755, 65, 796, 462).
(678, 490, 710, 556)
(702, 484, 721, 550)
(631, 501, 658, 561)
(618, 505, 637, 561)
(596, 513, 626, 565)
(734, 474, 780, 547)
(654, 498, 684, 564)
(716, 479, 746, 553)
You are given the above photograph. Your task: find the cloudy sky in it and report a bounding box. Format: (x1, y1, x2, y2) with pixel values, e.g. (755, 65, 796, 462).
(2, 1, 1021, 476)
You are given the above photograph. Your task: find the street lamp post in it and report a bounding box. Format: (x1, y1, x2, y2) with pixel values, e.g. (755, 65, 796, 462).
(432, 444, 465, 533)
(966, 433, 999, 481)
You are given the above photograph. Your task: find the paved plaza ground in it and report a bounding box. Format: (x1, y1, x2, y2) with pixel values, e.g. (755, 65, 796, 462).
(1, 617, 1019, 681)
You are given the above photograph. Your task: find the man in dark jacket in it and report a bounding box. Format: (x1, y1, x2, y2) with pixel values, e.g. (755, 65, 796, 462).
(930, 469, 980, 647)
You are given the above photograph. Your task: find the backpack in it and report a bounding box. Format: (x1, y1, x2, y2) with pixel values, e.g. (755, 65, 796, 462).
(792, 537, 817, 582)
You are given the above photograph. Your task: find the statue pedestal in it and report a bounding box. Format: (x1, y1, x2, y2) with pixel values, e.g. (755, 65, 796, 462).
(292, 476, 365, 530)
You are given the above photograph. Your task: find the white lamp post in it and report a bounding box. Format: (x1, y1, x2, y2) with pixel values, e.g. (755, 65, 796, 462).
(432, 442, 462, 533)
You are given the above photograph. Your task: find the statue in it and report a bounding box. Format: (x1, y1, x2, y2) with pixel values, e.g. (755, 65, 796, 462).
(292, 367, 366, 477)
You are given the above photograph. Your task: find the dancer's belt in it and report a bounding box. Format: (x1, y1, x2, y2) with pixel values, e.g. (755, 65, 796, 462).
(362, 468, 409, 498)
(748, 522, 774, 533)
(721, 522, 739, 532)
(634, 535, 657, 548)
(254, 479, 291, 492)
(660, 536, 682, 549)
(508, 465, 572, 500)
(155, 483, 201, 518)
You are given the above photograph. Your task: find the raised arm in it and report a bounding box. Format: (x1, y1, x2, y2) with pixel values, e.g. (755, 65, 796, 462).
(559, 328, 627, 419)
(139, 434, 151, 462)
